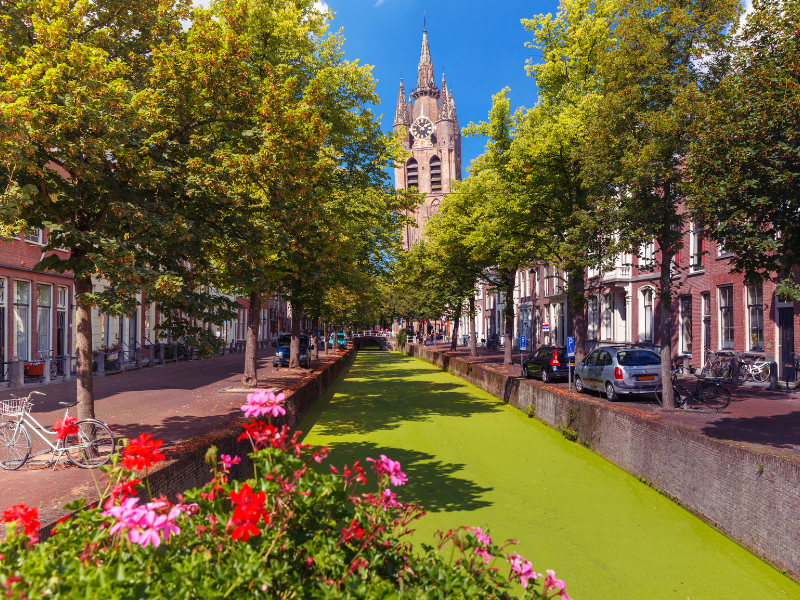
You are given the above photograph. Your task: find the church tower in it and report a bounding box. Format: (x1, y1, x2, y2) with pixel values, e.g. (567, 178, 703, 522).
(393, 26, 462, 249)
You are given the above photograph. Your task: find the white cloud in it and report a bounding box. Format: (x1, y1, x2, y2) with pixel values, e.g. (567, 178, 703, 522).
(739, 0, 755, 32)
(314, 1, 330, 11)
(374, 0, 385, 6)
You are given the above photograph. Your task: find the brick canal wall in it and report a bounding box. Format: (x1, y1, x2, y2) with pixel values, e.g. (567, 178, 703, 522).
(405, 344, 800, 580)
(38, 348, 355, 539)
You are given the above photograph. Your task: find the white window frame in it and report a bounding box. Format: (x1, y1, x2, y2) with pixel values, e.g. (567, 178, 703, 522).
(601, 294, 612, 341)
(13, 280, 31, 361)
(690, 223, 705, 272)
(23, 228, 44, 245)
(679, 295, 693, 355)
(36, 283, 52, 358)
(719, 286, 734, 350)
(587, 295, 599, 341)
(746, 283, 764, 352)
(639, 287, 655, 344)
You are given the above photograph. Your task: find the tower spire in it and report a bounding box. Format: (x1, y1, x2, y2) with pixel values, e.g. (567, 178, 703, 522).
(438, 72, 452, 121)
(393, 77, 410, 127)
(413, 25, 438, 98)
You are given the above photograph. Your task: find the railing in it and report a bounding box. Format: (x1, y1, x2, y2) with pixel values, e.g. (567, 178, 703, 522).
(602, 266, 631, 280)
(352, 332, 388, 338)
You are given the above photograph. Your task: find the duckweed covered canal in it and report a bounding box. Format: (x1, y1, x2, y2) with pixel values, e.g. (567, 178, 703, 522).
(300, 351, 799, 599)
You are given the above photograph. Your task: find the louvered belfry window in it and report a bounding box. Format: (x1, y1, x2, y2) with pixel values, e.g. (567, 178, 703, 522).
(430, 156, 442, 191)
(407, 159, 418, 190)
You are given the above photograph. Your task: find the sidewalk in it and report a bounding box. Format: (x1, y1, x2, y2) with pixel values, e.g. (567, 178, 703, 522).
(421, 341, 800, 462)
(0, 346, 347, 524)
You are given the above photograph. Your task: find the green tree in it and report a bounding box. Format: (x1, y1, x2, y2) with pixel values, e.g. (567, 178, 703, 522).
(581, 0, 740, 407)
(686, 0, 800, 301)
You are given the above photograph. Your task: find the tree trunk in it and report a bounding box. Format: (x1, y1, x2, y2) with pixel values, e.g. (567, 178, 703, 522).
(469, 296, 477, 357)
(75, 275, 96, 422)
(450, 303, 461, 351)
(570, 271, 587, 364)
(659, 249, 676, 409)
(312, 316, 320, 359)
(241, 292, 261, 387)
(290, 300, 302, 369)
(504, 270, 515, 365)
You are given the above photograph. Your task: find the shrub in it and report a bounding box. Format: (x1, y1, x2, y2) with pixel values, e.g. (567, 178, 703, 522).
(396, 329, 408, 348)
(0, 391, 572, 599)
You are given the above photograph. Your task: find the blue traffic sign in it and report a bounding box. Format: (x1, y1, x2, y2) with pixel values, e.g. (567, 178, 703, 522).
(520, 335, 526, 350)
(566, 336, 575, 357)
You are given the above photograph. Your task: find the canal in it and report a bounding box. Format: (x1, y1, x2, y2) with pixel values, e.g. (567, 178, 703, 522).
(300, 351, 799, 599)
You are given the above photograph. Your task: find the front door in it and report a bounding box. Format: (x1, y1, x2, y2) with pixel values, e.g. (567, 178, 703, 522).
(56, 310, 66, 372)
(779, 307, 795, 381)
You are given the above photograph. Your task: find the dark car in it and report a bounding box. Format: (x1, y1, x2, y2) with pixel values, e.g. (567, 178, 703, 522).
(574, 346, 662, 401)
(273, 333, 310, 368)
(522, 345, 574, 383)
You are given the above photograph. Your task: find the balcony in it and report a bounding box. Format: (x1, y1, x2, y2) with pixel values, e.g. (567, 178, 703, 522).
(602, 265, 631, 282)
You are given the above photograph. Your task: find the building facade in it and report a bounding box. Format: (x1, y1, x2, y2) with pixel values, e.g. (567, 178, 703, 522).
(393, 27, 462, 250)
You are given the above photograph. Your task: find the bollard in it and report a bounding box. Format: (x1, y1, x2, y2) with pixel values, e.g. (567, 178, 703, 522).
(730, 353, 740, 384)
(769, 361, 778, 390)
(96, 352, 105, 377)
(172, 343, 178, 362)
(63, 355, 72, 382)
(118, 350, 125, 372)
(44, 356, 51, 386)
(10, 359, 24, 389)
(683, 355, 690, 374)
(159, 343, 166, 366)
(136, 347, 142, 369)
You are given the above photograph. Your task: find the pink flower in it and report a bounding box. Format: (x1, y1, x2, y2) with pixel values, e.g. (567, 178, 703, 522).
(366, 455, 407, 486)
(241, 390, 286, 419)
(221, 455, 241, 470)
(543, 569, 570, 598)
(379, 488, 402, 510)
(471, 526, 491, 545)
(103, 498, 186, 548)
(506, 552, 537, 589)
(475, 546, 494, 565)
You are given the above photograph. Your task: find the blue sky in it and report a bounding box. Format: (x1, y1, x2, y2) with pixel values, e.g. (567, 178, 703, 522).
(315, 0, 557, 178)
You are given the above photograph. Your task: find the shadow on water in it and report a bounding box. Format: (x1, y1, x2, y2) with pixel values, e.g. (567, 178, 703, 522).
(320, 440, 493, 513)
(306, 352, 504, 436)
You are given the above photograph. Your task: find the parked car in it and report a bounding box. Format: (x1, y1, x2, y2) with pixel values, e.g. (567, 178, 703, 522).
(273, 333, 310, 368)
(574, 346, 662, 401)
(336, 332, 347, 350)
(522, 346, 573, 383)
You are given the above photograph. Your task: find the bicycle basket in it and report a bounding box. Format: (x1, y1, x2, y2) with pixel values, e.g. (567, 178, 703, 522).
(0, 398, 32, 417)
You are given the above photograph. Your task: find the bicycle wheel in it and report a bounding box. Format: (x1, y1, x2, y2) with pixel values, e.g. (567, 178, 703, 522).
(65, 420, 115, 468)
(752, 363, 770, 383)
(712, 359, 730, 379)
(0, 421, 31, 470)
(700, 384, 731, 410)
(654, 385, 682, 407)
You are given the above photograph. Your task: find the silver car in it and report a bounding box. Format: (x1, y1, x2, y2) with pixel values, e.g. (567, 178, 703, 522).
(574, 346, 662, 401)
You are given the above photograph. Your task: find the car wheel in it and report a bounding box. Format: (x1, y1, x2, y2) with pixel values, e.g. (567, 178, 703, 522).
(575, 376, 585, 393)
(541, 369, 550, 384)
(605, 382, 618, 402)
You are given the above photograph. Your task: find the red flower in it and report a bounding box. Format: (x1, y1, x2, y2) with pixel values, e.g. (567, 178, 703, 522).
(121, 434, 165, 471)
(343, 461, 367, 486)
(341, 519, 365, 542)
(227, 483, 267, 542)
(53, 416, 79, 441)
(103, 478, 141, 510)
(2, 504, 39, 538)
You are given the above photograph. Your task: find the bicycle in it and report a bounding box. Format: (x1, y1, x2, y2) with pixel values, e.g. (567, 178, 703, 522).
(0, 391, 116, 471)
(786, 352, 800, 387)
(737, 355, 771, 383)
(655, 372, 731, 410)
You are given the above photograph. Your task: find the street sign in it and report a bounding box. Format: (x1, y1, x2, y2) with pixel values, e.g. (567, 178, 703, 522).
(566, 336, 575, 358)
(520, 335, 526, 350)
(542, 323, 550, 332)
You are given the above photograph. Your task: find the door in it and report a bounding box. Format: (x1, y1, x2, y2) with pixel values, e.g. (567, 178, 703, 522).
(591, 350, 610, 389)
(614, 293, 627, 341)
(56, 311, 66, 363)
(779, 308, 795, 381)
(529, 347, 548, 378)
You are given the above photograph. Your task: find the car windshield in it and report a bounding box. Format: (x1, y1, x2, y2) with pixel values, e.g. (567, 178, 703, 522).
(277, 334, 291, 346)
(616, 350, 661, 366)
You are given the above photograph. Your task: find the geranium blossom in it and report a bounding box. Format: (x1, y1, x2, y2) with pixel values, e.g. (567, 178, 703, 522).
(221, 454, 241, 470)
(227, 483, 268, 541)
(471, 526, 491, 545)
(506, 552, 537, 589)
(475, 547, 494, 565)
(366, 455, 407, 486)
(542, 569, 571, 599)
(121, 434, 165, 471)
(53, 416, 79, 441)
(341, 519, 365, 542)
(103, 478, 141, 510)
(241, 389, 286, 419)
(2, 504, 39, 539)
(103, 498, 186, 548)
(379, 488, 402, 510)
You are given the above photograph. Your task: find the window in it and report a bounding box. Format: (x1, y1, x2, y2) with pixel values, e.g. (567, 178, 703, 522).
(587, 296, 598, 340)
(641, 241, 655, 271)
(24, 228, 43, 245)
(406, 159, 418, 190)
(691, 223, 705, 271)
(582, 350, 599, 367)
(680, 296, 692, 354)
(719, 286, 734, 350)
(37, 284, 51, 356)
(601, 294, 612, 340)
(747, 283, 763, 351)
(430, 156, 441, 191)
(641, 288, 654, 343)
(14, 280, 30, 360)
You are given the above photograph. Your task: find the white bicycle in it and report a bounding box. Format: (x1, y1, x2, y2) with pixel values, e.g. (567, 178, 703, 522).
(738, 356, 771, 383)
(0, 391, 116, 470)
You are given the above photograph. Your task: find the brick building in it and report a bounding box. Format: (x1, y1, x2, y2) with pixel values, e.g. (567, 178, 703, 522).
(393, 26, 462, 250)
